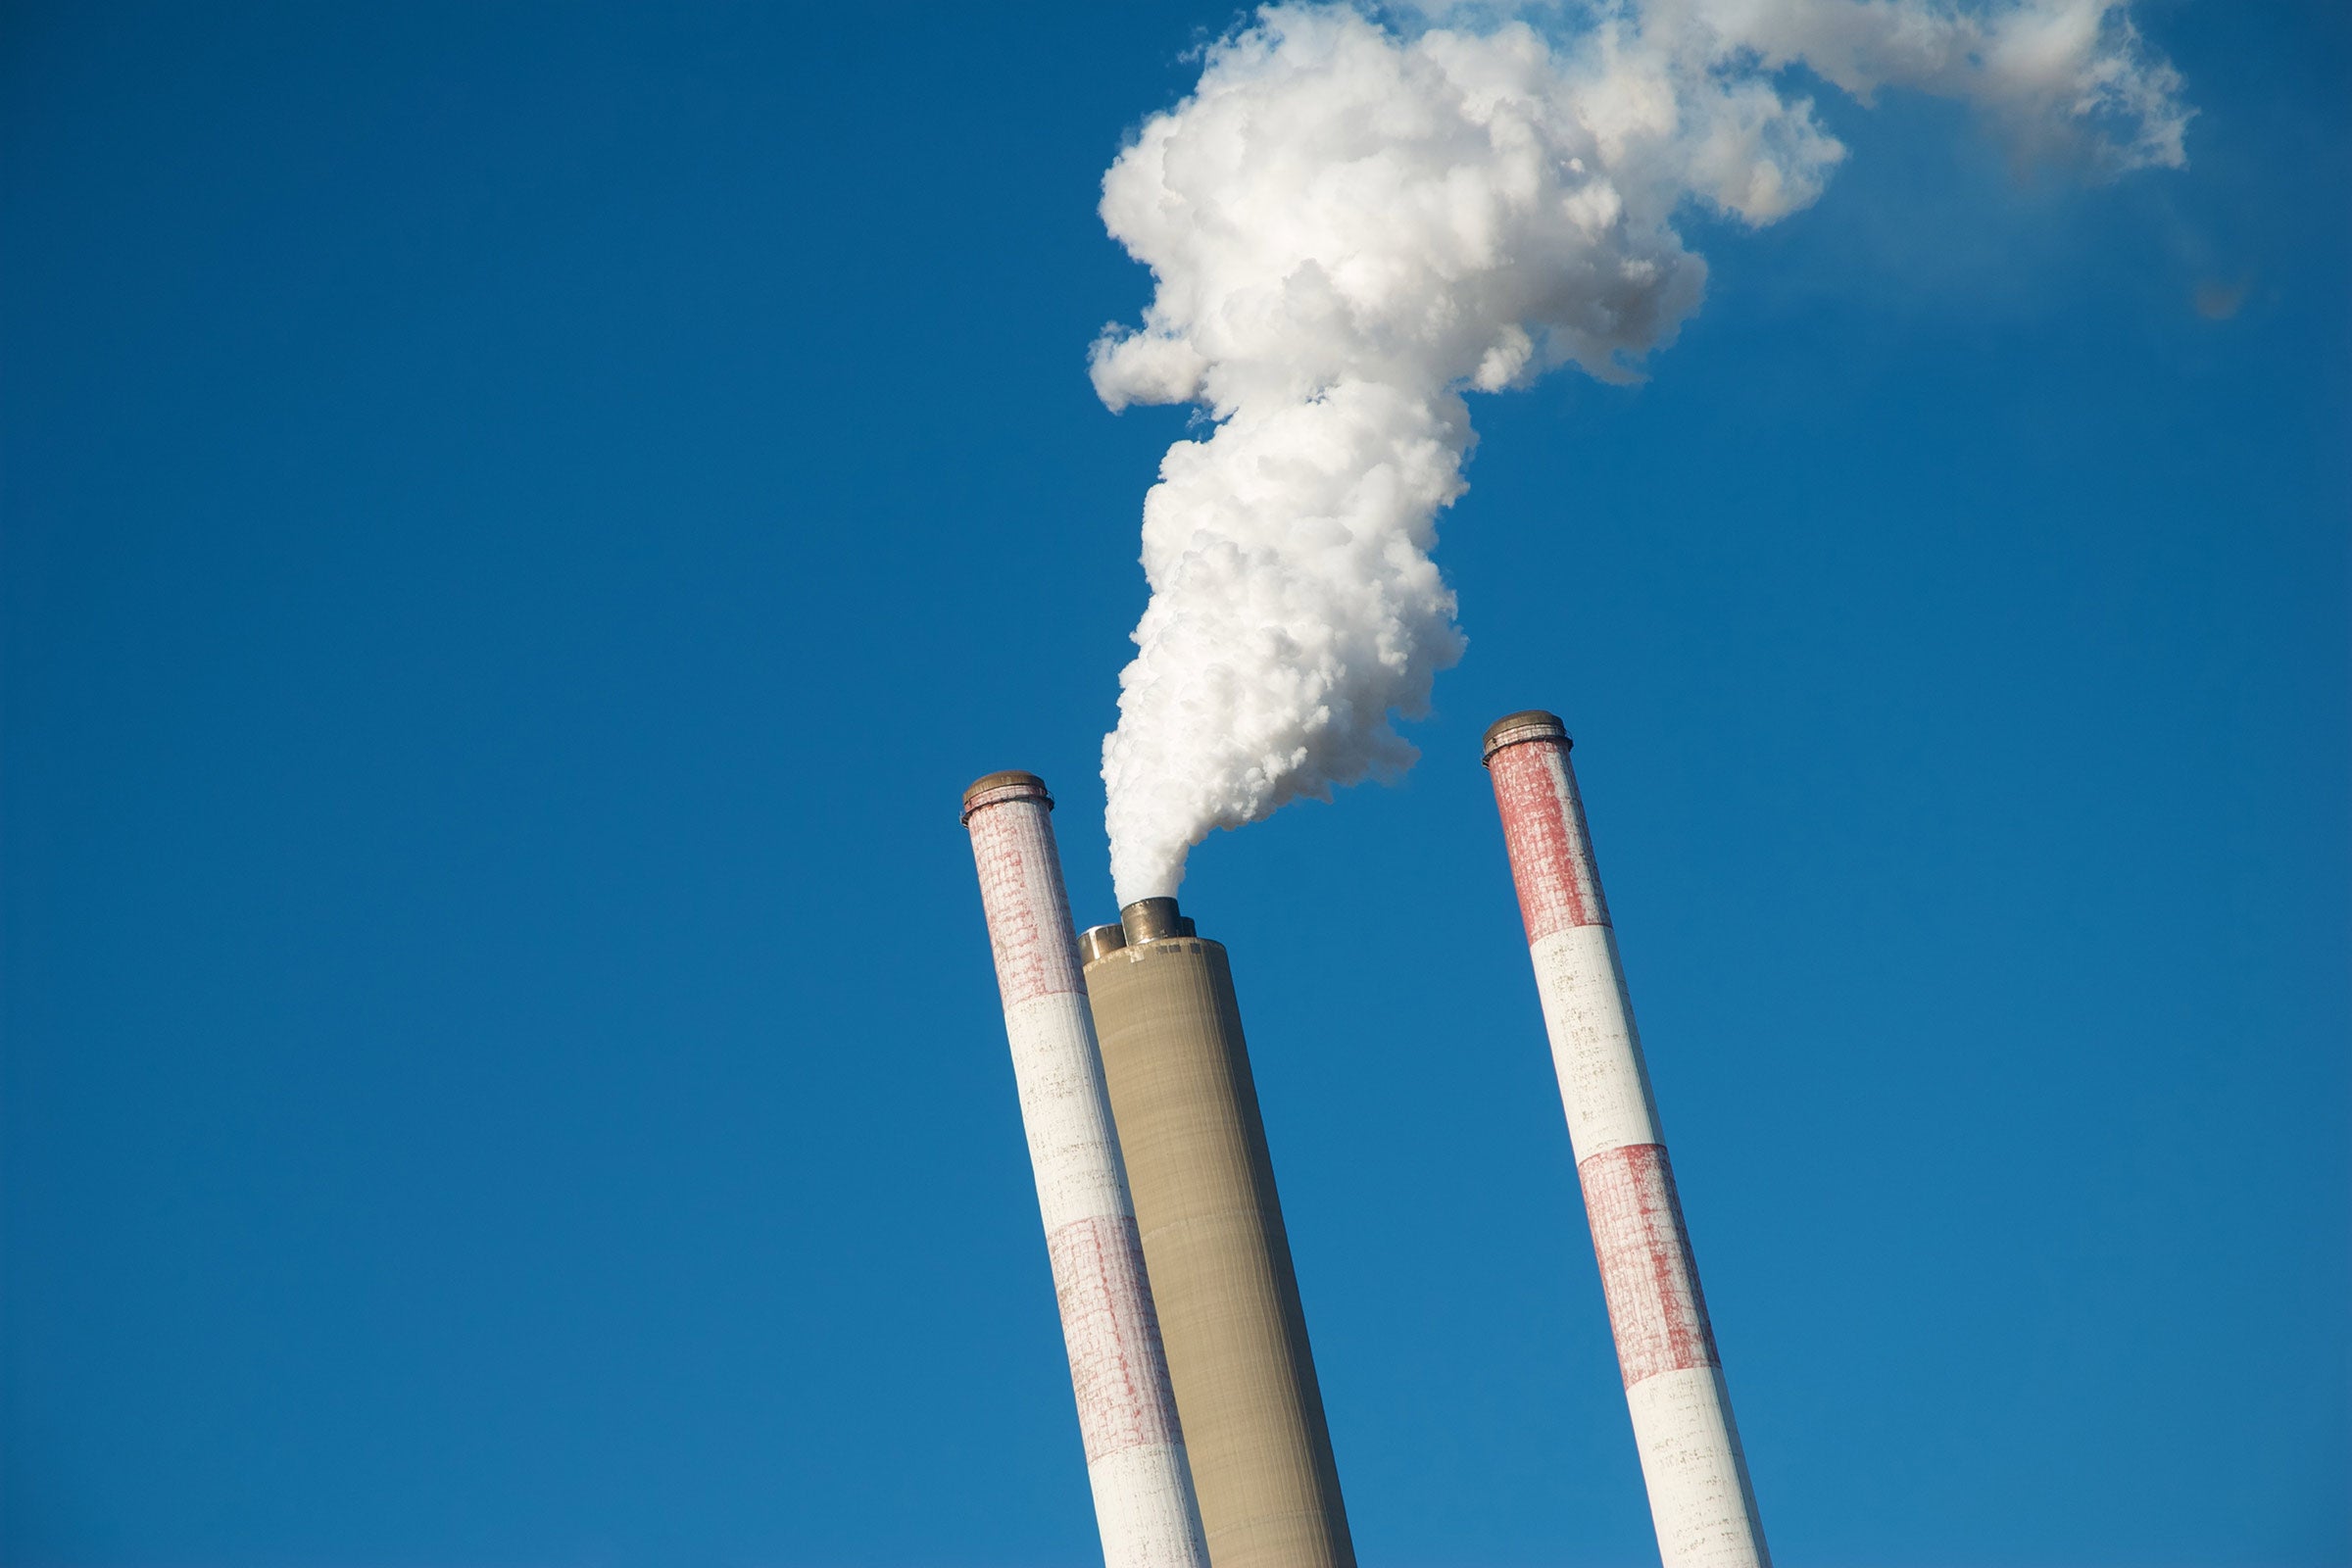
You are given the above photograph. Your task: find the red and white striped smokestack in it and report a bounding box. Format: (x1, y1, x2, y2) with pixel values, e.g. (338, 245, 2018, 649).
(962, 771, 1210, 1568)
(1481, 714, 1770, 1568)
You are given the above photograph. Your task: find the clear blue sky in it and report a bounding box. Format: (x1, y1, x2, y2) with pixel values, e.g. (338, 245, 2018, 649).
(4, 4, 2345, 1564)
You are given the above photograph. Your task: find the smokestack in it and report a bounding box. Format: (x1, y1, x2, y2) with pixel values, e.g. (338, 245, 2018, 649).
(1083, 901, 1355, 1568)
(1481, 714, 1770, 1568)
(960, 773, 1210, 1568)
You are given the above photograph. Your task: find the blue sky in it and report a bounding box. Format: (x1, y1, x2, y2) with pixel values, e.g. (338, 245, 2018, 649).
(3, 3, 2345, 1564)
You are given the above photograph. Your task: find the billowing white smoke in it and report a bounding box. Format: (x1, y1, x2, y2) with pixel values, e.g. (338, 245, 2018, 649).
(1095, 0, 2185, 904)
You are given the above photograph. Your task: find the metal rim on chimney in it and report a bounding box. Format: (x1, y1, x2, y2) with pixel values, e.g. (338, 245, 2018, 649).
(1480, 710, 1570, 765)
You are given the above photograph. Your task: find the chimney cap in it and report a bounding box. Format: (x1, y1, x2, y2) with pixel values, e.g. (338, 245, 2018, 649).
(961, 770, 1053, 823)
(1077, 923, 1128, 965)
(1481, 710, 1570, 764)
(1119, 897, 1195, 945)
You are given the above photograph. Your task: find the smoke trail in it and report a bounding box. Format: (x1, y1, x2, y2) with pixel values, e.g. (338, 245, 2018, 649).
(1095, 1, 2185, 904)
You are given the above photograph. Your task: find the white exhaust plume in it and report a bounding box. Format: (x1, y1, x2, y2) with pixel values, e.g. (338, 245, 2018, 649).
(1093, 0, 2185, 904)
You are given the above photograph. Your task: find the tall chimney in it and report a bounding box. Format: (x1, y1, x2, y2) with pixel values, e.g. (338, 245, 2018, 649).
(961, 772, 1210, 1568)
(1480, 713, 1771, 1568)
(1082, 899, 1356, 1568)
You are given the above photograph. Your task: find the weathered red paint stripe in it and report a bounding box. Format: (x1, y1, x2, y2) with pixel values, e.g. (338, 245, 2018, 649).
(1488, 737, 1610, 944)
(968, 799, 1084, 1007)
(1578, 1143, 1720, 1390)
(1047, 1213, 1187, 1462)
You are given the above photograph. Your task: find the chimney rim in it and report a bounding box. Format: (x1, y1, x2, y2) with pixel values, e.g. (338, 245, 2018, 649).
(961, 770, 1054, 823)
(1482, 710, 1571, 764)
